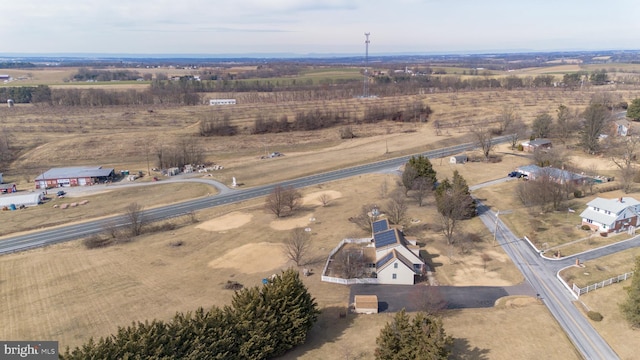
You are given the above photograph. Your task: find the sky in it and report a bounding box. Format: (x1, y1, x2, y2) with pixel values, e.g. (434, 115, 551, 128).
(3, 0, 640, 56)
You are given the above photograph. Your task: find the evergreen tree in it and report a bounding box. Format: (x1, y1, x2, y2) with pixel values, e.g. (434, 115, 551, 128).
(451, 170, 475, 219)
(620, 256, 640, 328)
(375, 309, 452, 360)
(407, 155, 437, 185)
(628, 98, 640, 121)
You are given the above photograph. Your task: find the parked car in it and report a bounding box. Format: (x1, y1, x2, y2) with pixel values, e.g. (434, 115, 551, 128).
(508, 171, 520, 178)
(56, 190, 66, 197)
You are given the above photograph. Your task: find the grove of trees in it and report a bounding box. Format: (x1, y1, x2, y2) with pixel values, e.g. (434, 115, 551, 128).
(61, 268, 320, 359)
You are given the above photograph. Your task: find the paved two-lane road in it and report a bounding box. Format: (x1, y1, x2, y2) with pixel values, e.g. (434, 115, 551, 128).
(477, 202, 620, 359)
(0, 135, 513, 255)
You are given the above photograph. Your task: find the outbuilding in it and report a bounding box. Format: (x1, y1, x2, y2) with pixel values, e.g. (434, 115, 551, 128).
(34, 166, 115, 189)
(449, 155, 468, 164)
(0, 192, 45, 208)
(354, 295, 379, 314)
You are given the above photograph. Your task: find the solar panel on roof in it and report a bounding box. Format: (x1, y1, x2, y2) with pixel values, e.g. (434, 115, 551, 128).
(372, 219, 389, 233)
(376, 252, 394, 268)
(374, 229, 398, 248)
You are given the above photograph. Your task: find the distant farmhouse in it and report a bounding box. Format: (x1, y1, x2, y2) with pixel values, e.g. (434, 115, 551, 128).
(580, 197, 640, 233)
(209, 99, 236, 106)
(516, 164, 590, 185)
(522, 139, 552, 152)
(35, 166, 115, 189)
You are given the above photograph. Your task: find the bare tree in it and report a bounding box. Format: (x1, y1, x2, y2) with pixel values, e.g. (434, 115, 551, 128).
(533, 146, 569, 168)
(580, 103, 609, 154)
(282, 186, 302, 213)
(401, 164, 418, 195)
(555, 104, 577, 145)
(497, 105, 518, 135)
(472, 120, 494, 161)
(385, 190, 408, 225)
(125, 202, 146, 237)
(515, 168, 567, 212)
(266, 185, 287, 218)
(607, 135, 640, 193)
(283, 228, 311, 267)
(532, 112, 553, 138)
(507, 119, 528, 150)
(435, 179, 474, 245)
(335, 248, 366, 278)
(317, 193, 332, 207)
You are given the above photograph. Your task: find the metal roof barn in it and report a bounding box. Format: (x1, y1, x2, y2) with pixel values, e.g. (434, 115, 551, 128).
(34, 166, 115, 188)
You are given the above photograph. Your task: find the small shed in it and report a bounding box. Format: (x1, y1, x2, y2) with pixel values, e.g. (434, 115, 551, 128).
(449, 155, 468, 164)
(354, 295, 379, 314)
(522, 139, 552, 152)
(0, 183, 17, 193)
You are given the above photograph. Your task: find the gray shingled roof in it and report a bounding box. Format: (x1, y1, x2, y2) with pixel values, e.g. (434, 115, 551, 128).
(579, 208, 616, 226)
(35, 166, 114, 180)
(586, 197, 640, 214)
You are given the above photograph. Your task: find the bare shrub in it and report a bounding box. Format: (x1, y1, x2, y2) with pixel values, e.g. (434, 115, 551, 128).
(83, 235, 113, 249)
(125, 202, 146, 237)
(318, 193, 332, 207)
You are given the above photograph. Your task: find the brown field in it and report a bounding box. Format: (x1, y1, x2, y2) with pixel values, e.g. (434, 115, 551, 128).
(579, 283, 638, 360)
(0, 172, 563, 356)
(3, 71, 640, 357)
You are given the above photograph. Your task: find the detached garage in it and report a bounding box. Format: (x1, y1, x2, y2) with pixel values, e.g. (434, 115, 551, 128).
(0, 192, 45, 208)
(354, 295, 379, 314)
(34, 166, 115, 189)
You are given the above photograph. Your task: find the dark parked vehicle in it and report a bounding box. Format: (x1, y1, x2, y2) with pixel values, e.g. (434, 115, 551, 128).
(57, 190, 66, 197)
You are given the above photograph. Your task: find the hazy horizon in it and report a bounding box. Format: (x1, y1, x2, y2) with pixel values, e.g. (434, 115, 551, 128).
(4, 1, 640, 56)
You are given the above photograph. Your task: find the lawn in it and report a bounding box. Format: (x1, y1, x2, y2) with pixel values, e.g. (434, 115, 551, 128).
(0, 172, 556, 356)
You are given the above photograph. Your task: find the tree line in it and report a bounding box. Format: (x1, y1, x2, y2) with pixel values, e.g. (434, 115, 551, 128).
(61, 268, 319, 359)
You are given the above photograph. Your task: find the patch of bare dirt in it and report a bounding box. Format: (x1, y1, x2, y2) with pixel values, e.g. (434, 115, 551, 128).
(207, 242, 288, 273)
(196, 212, 253, 232)
(269, 212, 315, 231)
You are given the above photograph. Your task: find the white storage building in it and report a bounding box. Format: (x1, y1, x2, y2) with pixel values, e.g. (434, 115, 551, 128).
(0, 192, 45, 208)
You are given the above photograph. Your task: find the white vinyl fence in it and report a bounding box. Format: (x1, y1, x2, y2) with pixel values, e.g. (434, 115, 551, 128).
(572, 271, 634, 297)
(321, 238, 378, 285)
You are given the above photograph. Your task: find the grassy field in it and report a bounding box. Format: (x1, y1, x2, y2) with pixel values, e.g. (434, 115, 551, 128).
(0, 172, 568, 356)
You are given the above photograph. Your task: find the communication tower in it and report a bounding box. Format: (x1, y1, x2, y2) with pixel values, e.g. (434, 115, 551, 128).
(362, 32, 371, 98)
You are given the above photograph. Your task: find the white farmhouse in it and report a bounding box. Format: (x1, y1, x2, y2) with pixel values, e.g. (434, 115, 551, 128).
(580, 197, 640, 233)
